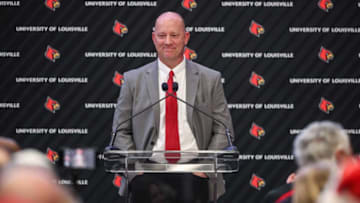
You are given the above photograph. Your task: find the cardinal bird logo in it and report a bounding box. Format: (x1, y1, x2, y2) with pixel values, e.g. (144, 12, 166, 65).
(113, 174, 122, 188)
(184, 47, 197, 60)
(250, 123, 265, 140)
(250, 174, 266, 191)
(44, 96, 60, 113)
(47, 148, 59, 164)
(44, 45, 60, 62)
(249, 72, 265, 88)
(45, 0, 60, 11)
(318, 46, 334, 63)
(113, 71, 124, 87)
(182, 0, 197, 11)
(319, 97, 334, 114)
(318, 0, 333, 12)
(249, 20, 265, 38)
(113, 20, 128, 37)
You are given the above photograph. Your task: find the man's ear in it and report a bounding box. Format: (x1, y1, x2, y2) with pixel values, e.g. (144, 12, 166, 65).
(184, 32, 190, 45)
(152, 32, 156, 44)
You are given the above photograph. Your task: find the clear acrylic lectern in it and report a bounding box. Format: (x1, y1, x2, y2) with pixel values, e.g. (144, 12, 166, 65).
(104, 150, 240, 203)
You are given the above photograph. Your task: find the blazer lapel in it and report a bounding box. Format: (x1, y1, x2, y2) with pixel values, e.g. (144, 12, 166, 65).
(186, 60, 199, 128)
(145, 61, 160, 130)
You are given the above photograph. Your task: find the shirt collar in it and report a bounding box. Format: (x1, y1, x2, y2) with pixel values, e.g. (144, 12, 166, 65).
(158, 57, 186, 78)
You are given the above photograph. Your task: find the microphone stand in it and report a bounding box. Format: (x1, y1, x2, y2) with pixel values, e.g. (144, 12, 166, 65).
(107, 82, 238, 152)
(169, 82, 238, 152)
(107, 95, 170, 150)
(107, 83, 171, 150)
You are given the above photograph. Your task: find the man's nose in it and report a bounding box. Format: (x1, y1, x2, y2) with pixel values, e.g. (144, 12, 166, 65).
(165, 35, 171, 44)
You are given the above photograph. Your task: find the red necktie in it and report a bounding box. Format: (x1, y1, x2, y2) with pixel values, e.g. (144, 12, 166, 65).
(165, 71, 180, 163)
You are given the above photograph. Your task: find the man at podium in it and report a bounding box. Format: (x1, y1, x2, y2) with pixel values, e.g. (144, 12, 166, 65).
(111, 11, 234, 203)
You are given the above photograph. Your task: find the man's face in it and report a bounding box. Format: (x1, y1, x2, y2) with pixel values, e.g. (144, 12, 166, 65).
(152, 14, 190, 66)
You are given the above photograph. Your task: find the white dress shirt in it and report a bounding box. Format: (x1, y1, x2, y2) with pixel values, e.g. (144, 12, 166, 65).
(152, 58, 199, 162)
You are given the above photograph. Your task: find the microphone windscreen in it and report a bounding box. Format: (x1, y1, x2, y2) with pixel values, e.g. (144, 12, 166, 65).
(161, 83, 168, 91)
(173, 82, 179, 92)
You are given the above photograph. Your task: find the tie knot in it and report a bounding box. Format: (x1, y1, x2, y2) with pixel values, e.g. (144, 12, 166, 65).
(169, 71, 174, 78)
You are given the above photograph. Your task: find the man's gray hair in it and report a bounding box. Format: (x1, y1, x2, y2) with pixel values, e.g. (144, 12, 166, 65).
(294, 121, 351, 167)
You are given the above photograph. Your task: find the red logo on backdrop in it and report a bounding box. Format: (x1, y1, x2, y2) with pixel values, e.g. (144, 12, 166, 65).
(318, 0, 333, 12)
(113, 71, 124, 87)
(250, 174, 266, 190)
(250, 123, 265, 140)
(44, 96, 60, 113)
(45, 45, 60, 62)
(249, 72, 265, 88)
(113, 20, 128, 37)
(249, 20, 265, 37)
(319, 46, 334, 63)
(182, 0, 197, 11)
(113, 174, 122, 188)
(45, 0, 60, 11)
(184, 47, 197, 60)
(319, 97, 334, 114)
(47, 148, 59, 164)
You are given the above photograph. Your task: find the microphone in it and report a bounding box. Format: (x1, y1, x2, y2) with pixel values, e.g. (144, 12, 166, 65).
(167, 82, 237, 151)
(161, 82, 168, 91)
(106, 84, 170, 151)
(172, 82, 178, 92)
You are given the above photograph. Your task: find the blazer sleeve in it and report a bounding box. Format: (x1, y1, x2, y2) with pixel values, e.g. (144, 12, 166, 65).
(111, 72, 136, 150)
(207, 72, 235, 150)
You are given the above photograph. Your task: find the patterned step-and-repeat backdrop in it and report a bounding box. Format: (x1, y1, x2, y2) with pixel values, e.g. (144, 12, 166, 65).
(1, 0, 360, 202)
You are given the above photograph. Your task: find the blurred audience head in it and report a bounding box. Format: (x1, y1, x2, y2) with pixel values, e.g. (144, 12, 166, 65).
(293, 161, 331, 203)
(294, 121, 352, 168)
(0, 137, 20, 168)
(0, 149, 77, 203)
(318, 159, 360, 203)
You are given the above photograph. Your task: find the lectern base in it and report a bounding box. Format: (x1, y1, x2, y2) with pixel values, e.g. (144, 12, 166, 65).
(130, 173, 209, 203)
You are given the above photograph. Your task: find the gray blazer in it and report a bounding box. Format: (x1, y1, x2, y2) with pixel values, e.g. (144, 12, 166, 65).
(112, 59, 234, 200)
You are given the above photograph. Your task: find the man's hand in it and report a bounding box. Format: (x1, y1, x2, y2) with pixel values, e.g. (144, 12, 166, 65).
(193, 172, 208, 178)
